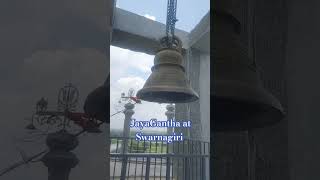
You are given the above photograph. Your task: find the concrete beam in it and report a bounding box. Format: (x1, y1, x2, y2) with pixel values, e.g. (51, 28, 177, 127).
(111, 8, 210, 55)
(111, 8, 189, 55)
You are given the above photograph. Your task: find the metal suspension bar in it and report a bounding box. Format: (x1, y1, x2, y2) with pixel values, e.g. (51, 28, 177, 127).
(165, 0, 178, 46)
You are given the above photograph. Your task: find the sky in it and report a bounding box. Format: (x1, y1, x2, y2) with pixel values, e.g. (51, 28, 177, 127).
(116, 0, 210, 32)
(110, 0, 210, 131)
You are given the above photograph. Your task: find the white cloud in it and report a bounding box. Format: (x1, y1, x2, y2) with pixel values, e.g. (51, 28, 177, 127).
(110, 46, 153, 82)
(144, 14, 156, 21)
(117, 76, 145, 90)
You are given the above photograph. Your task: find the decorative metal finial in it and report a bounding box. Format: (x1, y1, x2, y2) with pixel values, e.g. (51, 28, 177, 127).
(118, 88, 141, 105)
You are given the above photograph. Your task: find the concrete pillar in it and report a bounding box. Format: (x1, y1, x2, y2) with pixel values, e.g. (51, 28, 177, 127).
(286, 1, 320, 179)
(42, 130, 79, 180)
(174, 48, 202, 140)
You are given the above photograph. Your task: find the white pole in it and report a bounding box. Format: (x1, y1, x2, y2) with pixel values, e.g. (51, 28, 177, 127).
(165, 104, 175, 135)
(120, 102, 135, 180)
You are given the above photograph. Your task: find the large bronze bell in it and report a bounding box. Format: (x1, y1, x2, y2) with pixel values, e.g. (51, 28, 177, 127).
(212, 9, 285, 131)
(137, 36, 199, 103)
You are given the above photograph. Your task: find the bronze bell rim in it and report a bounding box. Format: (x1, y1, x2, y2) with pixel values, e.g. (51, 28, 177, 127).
(213, 80, 285, 113)
(137, 86, 199, 103)
(212, 81, 285, 131)
(212, 98, 285, 132)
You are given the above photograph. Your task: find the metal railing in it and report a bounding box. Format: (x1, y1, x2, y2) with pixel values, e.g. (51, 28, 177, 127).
(110, 136, 210, 180)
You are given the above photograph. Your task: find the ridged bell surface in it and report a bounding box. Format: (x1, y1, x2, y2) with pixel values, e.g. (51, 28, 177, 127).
(137, 37, 199, 103)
